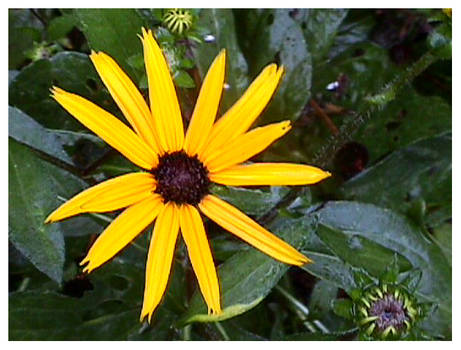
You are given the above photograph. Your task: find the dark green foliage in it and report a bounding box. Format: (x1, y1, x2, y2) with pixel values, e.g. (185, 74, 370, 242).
(9, 8, 451, 340)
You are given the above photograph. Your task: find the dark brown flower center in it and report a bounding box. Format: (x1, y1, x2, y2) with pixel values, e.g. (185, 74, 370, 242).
(369, 294, 408, 331)
(152, 151, 210, 205)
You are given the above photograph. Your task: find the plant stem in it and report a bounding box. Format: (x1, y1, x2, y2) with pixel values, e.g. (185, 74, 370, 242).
(18, 277, 30, 292)
(365, 51, 438, 106)
(312, 49, 440, 168)
(275, 285, 329, 334)
(214, 322, 230, 341)
(183, 324, 191, 341)
(275, 285, 309, 317)
(88, 212, 113, 223)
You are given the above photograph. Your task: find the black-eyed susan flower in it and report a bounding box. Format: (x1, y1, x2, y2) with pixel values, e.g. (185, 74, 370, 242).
(45, 28, 330, 322)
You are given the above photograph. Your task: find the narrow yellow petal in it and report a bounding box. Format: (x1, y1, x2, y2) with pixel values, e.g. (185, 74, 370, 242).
(141, 28, 184, 152)
(90, 51, 161, 153)
(45, 172, 156, 223)
(80, 195, 163, 273)
(141, 202, 180, 322)
(210, 163, 331, 186)
(203, 121, 292, 173)
(179, 204, 222, 315)
(51, 87, 158, 170)
(199, 195, 310, 266)
(201, 65, 284, 158)
(184, 50, 226, 157)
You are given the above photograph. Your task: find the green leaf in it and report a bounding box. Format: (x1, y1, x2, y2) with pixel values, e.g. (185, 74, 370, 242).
(9, 70, 19, 86)
(357, 90, 451, 163)
(313, 44, 399, 109)
(74, 9, 146, 83)
(332, 298, 354, 320)
(432, 222, 451, 263)
(428, 21, 452, 59)
(47, 14, 78, 41)
(328, 12, 375, 59)
(341, 133, 452, 226)
(173, 70, 195, 88)
(9, 51, 112, 130)
(316, 224, 413, 277)
(239, 9, 312, 123)
(8, 9, 43, 69)
(193, 9, 249, 111)
(309, 279, 338, 315)
(292, 9, 348, 64)
(301, 251, 357, 292)
(210, 184, 289, 217)
(9, 106, 74, 166)
(9, 105, 106, 170)
(317, 201, 451, 298)
(177, 216, 315, 326)
(9, 139, 87, 282)
(9, 259, 183, 340)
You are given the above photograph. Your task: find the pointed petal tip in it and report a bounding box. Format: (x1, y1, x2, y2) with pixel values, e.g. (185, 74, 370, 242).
(44, 214, 53, 224)
(280, 120, 292, 132)
(139, 307, 152, 323)
(264, 63, 278, 76)
(208, 306, 223, 316)
(299, 251, 313, 264)
(49, 86, 60, 95)
(315, 170, 332, 183)
(50, 86, 66, 98)
(277, 65, 286, 79)
(79, 256, 89, 266)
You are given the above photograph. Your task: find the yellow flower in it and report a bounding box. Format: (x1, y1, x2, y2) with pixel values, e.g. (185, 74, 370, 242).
(46, 28, 331, 322)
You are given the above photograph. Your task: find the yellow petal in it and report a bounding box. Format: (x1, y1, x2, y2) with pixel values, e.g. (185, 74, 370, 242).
(141, 202, 180, 322)
(45, 172, 156, 223)
(201, 65, 284, 158)
(210, 163, 331, 186)
(80, 194, 163, 273)
(179, 204, 222, 315)
(184, 50, 226, 157)
(203, 121, 291, 173)
(90, 51, 161, 153)
(51, 87, 158, 170)
(141, 28, 184, 152)
(199, 195, 310, 266)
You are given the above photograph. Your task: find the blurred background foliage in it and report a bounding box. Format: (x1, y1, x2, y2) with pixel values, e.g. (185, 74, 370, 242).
(9, 8, 451, 340)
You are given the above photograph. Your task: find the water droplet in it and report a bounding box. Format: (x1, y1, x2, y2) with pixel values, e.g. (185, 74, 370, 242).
(326, 81, 340, 91)
(223, 83, 230, 90)
(203, 34, 215, 43)
(347, 235, 363, 250)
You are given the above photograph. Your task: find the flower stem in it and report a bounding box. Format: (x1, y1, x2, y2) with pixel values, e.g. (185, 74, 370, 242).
(88, 212, 113, 223)
(18, 277, 30, 292)
(275, 285, 309, 317)
(275, 285, 329, 333)
(182, 324, 191, 341)
(214, 322, 230, 341)
(312, 49, 440, 168)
